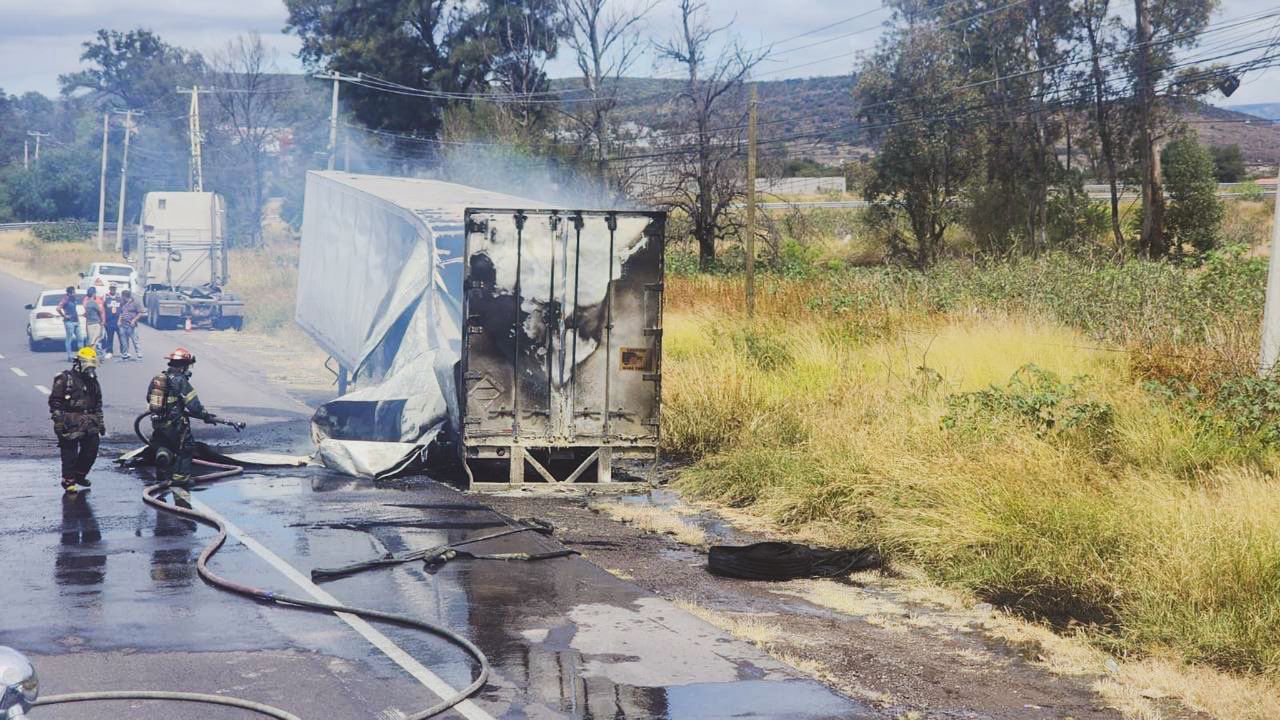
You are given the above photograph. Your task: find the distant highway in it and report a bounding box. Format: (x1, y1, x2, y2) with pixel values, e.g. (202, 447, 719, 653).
(744, 181, 1275, 209)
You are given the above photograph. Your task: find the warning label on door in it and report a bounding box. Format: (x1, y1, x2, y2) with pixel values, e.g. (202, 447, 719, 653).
(620, 347, 650, 371)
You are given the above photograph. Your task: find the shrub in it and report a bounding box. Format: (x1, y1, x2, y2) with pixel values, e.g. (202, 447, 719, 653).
(1163, 137, 1225, 256)
(1147, 373, 1280, 450)
(666, 268, 1280, 680)
(1233, 180, 1266, 202)
(32, 220, 89, 244)
(942, 364, 1114, 443)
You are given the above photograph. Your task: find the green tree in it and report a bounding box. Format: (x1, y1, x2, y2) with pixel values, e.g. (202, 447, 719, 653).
(857, 24, 981, 269)
(1209, 144, 1245, 183)
(0, 145, 100, 220)
(940, 0, 1076, 254)
(285, 0, 563, 139)
(1127, 0, 1219, 258)
(59, 29, 205, 111)
(1162, 136, 1223, 256)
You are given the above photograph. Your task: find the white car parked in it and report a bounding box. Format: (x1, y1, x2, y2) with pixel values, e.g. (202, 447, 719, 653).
(78, 262, 139, 296)
(25, 289, 82, 351)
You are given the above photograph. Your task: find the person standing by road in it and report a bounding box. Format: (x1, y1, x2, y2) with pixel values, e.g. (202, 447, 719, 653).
(50, 347, 105, 494)
(147, 348, 215, 486)
(118, 289, 142, 360)
(82, 287, 105, 353)
(56, 286, 82, 362)
(102, 284, 122, 360)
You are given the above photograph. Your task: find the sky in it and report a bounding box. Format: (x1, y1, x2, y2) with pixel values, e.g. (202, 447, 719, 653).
(0, 0, 1277, 107)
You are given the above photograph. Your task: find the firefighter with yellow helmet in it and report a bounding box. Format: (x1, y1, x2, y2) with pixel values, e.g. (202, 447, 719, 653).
(50, 346, 105, 493)
(147, 347, 216, 486)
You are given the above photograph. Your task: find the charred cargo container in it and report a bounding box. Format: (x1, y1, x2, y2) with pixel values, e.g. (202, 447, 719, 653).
(296, 171, 664, 489)
(461, 209, 665, 488)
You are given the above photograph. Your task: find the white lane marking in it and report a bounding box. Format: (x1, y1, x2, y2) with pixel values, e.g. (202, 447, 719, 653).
(187, 496, 496, 720)
(10, 367, 27, 377)
(34, 385, 51, 395)
(0, 353, 5, 359)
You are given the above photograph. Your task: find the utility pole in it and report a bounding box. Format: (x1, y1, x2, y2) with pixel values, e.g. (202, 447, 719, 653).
(114, 110, 138, 252)
(177, 86, 205, 192)
(328, 74, 339, 171)
(745, 85, 757, 318)
(97, 113, 110, 251)
(23, 140, 28, 170)
(1134, 0, 1165, 257)
(1259, 170, 1280, 374)
(313, 71, 342, 171)
(27, 131, 49, 162)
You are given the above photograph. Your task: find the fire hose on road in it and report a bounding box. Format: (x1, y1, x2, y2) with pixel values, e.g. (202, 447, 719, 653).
(27, 414, 493, 719)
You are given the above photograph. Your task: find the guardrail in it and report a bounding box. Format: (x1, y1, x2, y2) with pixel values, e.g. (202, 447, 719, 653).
(740, 188, 1274, 210)
(0, 221, 125, 231)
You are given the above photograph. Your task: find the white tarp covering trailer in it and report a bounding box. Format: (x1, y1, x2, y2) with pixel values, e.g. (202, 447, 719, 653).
(296, 171, 666, 488)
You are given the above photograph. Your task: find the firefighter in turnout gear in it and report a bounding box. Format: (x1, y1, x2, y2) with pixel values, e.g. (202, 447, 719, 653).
(50, 347, 105, 493)
(147, 347, 215, 486)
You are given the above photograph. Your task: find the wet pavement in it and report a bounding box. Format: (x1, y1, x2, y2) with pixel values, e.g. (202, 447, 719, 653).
(0, 270, 315, 460)
(1, 266, 872, 718)
(0, 460, 872, 719)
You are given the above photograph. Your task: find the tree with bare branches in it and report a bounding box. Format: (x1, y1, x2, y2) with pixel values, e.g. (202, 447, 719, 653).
(561, 0, 655, 195)
(654, 0, 767, 270)
(209, 33, 286, 245)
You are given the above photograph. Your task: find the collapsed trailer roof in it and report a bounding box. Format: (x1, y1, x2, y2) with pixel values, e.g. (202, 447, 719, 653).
(297, 172, 549, 371)
(296, 172, 667, 481)
(296, 172, 550, 461)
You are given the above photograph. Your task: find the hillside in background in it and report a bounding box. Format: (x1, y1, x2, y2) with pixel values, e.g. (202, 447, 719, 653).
(551, 75, 867, 165)
(1184, 101, 1280, 165)
(553, 75, 1280, 167)
(1227, 102, 1280, 120)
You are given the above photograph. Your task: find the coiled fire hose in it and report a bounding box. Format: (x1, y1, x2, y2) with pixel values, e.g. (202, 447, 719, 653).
(32, 415, 492, 718)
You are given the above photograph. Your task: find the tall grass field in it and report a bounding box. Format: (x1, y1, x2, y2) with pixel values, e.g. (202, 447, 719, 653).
(662, 252, 1280, 682)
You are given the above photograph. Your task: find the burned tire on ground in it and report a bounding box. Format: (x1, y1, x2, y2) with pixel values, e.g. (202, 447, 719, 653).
(708, 542, 882, 581)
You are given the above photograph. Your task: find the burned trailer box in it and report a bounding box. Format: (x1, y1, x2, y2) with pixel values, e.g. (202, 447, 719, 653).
(297, 172, 549, 462)
(295, 171, 665, 488)
(460, 209, 665, 489)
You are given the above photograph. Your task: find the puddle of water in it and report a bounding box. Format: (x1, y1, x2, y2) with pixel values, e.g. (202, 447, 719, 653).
(613, 488, 741, 544)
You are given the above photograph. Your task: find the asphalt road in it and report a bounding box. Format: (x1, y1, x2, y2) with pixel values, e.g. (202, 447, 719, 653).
(0, 272, 315, 459)
(0, 268, 869, 720)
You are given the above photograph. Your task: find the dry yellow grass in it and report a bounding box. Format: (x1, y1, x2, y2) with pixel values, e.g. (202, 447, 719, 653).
(0, 229, 117, 287)
(1095, 658, 1280, 720)
(663, 273, 1280, 714)
(594, 502, 709, 547)
(674, 600, 781, 646)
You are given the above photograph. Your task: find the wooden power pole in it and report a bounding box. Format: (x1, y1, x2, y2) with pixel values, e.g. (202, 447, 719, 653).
(1134, 0, 1165, 256)
(1260, 168, 1280, 373)
(745, 85, 758, 318)
(177, 87, 206, 192)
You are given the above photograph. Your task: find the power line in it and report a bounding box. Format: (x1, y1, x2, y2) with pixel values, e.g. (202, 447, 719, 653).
(599, 49, 1280, 165)
(334, 41, 1280, 171)
(767, 4, 891, 48)
(630, 6, 1280, 144)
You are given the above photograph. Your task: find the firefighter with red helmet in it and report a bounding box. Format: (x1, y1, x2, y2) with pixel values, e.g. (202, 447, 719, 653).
(147, 347, 216, 486)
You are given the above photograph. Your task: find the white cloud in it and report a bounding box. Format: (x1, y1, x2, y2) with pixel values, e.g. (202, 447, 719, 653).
(0, 0, 303, 95)
(1, 0, 1275, 105)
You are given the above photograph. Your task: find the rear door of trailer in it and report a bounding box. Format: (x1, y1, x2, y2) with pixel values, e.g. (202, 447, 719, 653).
(460, 209, 665, 452)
